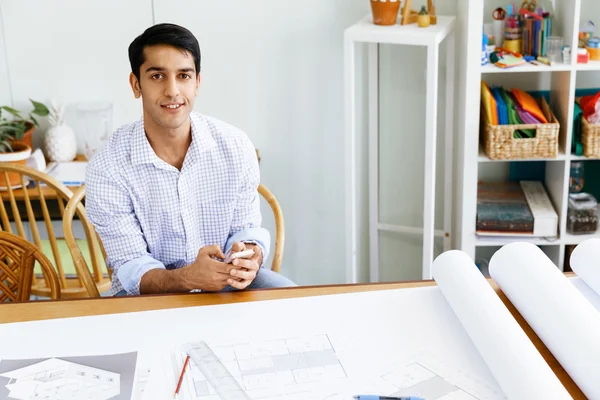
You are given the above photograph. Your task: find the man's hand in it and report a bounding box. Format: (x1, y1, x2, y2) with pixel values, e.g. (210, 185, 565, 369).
(226, 242, 262, 290)
(139, 243, 263, 294)
(140, 245, 234, 293)
(181, 245, 239, 291)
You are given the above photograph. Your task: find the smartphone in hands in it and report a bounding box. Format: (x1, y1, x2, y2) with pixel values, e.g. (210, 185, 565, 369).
(223, 249, 255, 264)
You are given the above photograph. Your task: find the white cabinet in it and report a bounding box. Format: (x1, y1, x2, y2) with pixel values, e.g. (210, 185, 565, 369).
(457, 0, 600, 269)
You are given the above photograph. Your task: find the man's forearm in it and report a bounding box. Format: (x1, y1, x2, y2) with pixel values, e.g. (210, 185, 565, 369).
(140, 267, 192, 294)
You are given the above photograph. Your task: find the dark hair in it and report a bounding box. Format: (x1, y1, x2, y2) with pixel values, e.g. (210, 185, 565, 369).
(128, 23, 201, 81)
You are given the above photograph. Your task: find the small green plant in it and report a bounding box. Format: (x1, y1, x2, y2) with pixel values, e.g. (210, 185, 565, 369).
(0, 99, 49, 152)
(419, 5, 428, 15)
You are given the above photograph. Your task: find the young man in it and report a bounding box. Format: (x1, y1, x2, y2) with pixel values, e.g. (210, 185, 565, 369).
(86, 23, 295, 296)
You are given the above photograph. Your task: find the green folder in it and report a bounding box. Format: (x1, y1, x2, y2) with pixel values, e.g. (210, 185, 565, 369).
(500, 88, 535, 138)
(573, 101, 583, 156)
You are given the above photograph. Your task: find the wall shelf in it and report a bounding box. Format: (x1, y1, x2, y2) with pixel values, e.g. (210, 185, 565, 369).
(475, 236, 560, 246)
(575, 60, 600, 71)
(481, 63, 572, 74)
(457, 0, 600, 271)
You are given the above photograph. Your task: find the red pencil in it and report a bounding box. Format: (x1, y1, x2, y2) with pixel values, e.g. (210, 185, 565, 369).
(174, 355, 190, 398)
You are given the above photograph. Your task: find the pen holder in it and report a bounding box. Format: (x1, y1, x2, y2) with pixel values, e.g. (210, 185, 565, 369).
(587, 46, 600, 61)
(504, 39, 521, 54)
(370, 0, 401, 26)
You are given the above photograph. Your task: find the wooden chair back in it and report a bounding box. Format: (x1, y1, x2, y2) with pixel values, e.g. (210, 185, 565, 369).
(0, 230, 60, 301)
(258, 183, 285, 273)
(0, 163, 107, 298)
(63, 185, 110, 298)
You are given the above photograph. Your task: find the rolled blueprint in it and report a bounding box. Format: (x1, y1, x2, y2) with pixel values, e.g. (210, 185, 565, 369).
(489, 242, 600, 399)
(432, 250, 569, 399)
(570, 238, 600, 295)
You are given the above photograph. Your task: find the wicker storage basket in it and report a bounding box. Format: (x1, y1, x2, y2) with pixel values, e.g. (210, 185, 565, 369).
(581, 113, 600, 157)
(481, 96, 560, 160)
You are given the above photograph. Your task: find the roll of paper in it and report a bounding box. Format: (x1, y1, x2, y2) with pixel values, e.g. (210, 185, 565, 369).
(570, 238, 600, 295)
(432, 250, 569, 399)
(490, 242, 600, 399)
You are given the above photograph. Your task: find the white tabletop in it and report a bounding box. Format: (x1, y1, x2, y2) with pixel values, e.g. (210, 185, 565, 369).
(344, 14, 455, 46)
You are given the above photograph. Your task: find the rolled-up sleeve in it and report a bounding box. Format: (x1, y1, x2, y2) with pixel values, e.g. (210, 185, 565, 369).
(224, 138, 270, 264)
(86, 162, 165, 295)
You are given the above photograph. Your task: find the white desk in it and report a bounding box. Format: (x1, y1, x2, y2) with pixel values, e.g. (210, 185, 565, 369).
(0, 281, 584, 399)
(344, 15, 456, 282)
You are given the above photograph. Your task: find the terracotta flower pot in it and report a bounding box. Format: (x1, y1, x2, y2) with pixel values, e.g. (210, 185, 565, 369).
(0, 143, 31, 189)
(6, 121, 34, 149)
(370, 0, 401, 26)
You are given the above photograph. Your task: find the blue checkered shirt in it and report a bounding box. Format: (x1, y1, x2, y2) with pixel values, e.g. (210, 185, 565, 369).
(85, 112, 270, 295)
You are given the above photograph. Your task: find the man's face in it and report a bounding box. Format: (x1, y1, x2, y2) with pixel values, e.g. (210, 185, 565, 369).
(129, 44, 200, 131)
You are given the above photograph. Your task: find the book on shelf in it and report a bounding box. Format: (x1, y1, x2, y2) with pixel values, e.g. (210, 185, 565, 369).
(477, 181, 534, 235)
(477, 180, 558, 237)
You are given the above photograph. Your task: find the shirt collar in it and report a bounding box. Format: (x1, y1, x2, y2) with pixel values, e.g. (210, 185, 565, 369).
(131, 112, 216, 167)
(184, 113, 217, 167)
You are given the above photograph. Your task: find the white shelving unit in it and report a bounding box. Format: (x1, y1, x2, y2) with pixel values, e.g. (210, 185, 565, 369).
(457, 0, 600, 269)
(344, 15, 456, 282)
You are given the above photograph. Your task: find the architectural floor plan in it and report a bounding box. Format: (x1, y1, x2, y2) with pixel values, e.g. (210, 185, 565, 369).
(169, 336, 507, 400)
(171, 334, 347, 400)
(380, 361, 483, 399)
(316, 351, 505, 400)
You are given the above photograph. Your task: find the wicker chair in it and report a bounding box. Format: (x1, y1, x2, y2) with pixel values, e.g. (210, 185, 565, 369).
(0, 230, 60, 301)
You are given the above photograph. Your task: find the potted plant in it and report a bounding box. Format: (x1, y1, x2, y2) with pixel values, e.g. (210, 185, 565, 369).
(0, 128, 32, 189)
(0, 99, 50, 149)
(418, 6, 431, 27)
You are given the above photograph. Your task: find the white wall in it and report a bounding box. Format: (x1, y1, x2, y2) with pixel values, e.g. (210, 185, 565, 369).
(0, 2, 11, 106)
(0, 0, 153, 148)
(0, 0, 457, 285)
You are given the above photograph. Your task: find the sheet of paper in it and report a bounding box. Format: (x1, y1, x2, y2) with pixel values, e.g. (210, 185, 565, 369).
(432, 250, 569, 399)
(0, 288, 507, 400)
(489, 242, 600, 399)
(44, 161, 87, 185)
(167, 336, 504, 400)
(138, 349, 170, 400)
(0, 352, 137, 400)
(317, 349, 505, 400)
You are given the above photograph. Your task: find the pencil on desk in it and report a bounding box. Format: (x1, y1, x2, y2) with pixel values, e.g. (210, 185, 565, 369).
(174, 354, 190, 398)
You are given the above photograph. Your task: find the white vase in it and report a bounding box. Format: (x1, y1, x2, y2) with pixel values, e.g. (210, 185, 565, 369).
(45, 123, 77, 162)
(45, 100, 78, 162)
